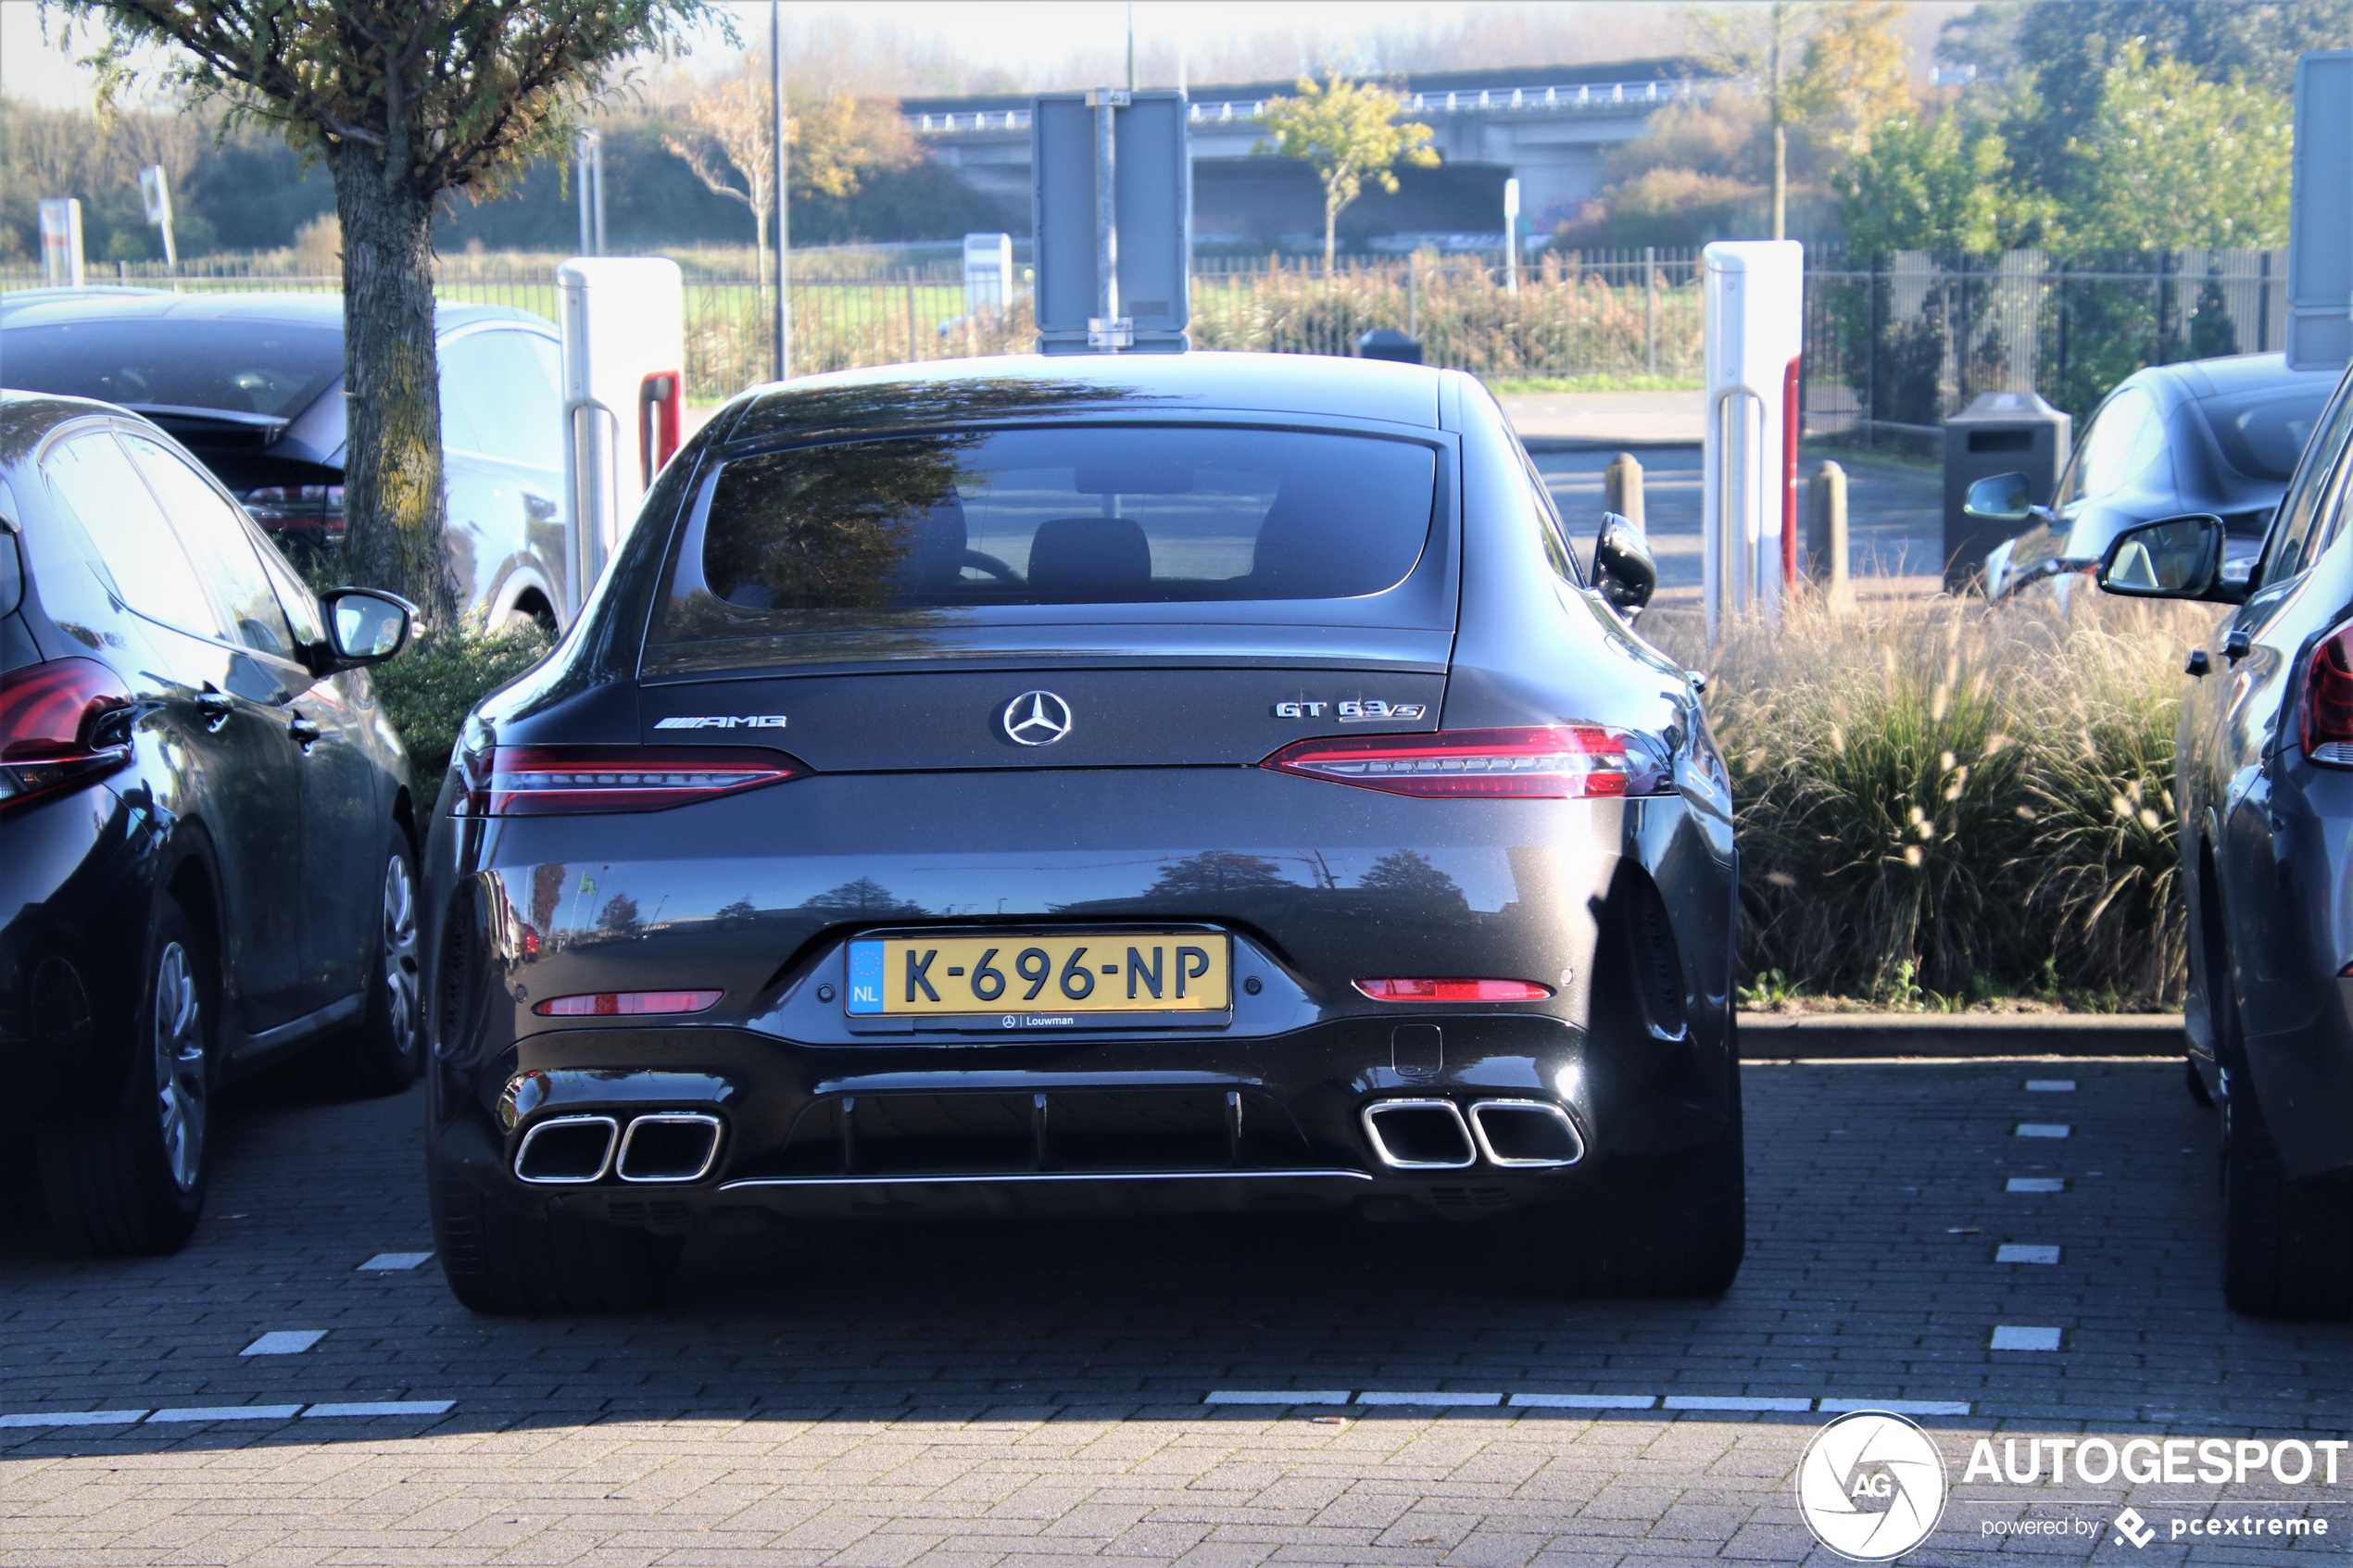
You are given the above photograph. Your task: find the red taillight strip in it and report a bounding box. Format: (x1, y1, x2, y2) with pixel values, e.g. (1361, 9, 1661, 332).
(2307, 625, 2353, 765)
(0, 659, 132, 811)
(1262, 726, 1661, 798)
(1355, 978, 1554, 1002)
(533, 990, 723, 1017)
(459, 745, 806, 815)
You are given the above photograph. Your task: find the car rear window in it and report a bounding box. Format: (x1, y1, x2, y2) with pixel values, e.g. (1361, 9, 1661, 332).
(649, 425, 1438, 657)
(2205, 383, 2333, 483)
(0, 320, 344, 419)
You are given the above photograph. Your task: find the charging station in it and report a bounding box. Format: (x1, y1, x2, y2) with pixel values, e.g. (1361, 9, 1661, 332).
(558, 257, 685, 619)
(1701, 240, 1804, 634)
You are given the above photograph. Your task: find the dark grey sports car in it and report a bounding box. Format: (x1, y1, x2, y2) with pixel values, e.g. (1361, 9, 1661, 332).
(422, 354, 1740, 1313)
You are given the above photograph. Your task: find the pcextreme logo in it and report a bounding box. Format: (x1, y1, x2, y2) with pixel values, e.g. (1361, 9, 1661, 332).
(1796, 1411, 1949, 1561)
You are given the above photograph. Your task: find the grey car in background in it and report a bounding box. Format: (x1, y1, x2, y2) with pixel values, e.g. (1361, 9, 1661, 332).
(0, 292, 571, 631)
(1970, 354, 2335, 600)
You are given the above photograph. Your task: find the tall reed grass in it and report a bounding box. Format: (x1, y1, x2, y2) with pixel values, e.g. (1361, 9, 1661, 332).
(1646, 588, 2224, 1009)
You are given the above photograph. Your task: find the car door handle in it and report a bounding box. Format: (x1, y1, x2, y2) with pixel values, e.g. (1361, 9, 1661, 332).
(287, 714, 321, 748)
(195, 687, 233, 732)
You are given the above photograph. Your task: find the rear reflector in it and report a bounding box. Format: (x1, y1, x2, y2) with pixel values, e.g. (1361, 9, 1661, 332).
(1262, 726, 1662, 798)
(0, 658, 132, 812)
(459, 745, 804, 815)
(533, 990, 723, 1017)
(1354, 978, 1554, 1002)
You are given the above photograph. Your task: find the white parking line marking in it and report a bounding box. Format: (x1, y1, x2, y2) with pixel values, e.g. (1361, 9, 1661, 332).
(300, 1400, 455, 1418)
(1662, 1396, 1814, 1411)
(2024, 1080, 2077, 1092)
(0, 1410, 150, 1428)
(1204, 1390, 1352, 1405)
(1509, 1393, 1660, 1410)
(1355, 1390, 1504, 1407)
(1996, 1244, 2062, 1264)
(357, 1251, 434, 1272)
(1991, 1325, 2063, 1351)
(240, 1330, 325, 1356)
(2016, 1123, 2070, 1138)
(1818, 1399, 1973, 1416)
(145, 1405, 305, 1424)
(2007, 1177, 2066, 1193)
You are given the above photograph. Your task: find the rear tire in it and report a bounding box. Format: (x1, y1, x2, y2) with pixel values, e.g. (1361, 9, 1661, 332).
(428, 1142, 681, 1315)
(328, 832, 423, 1098)
(2222, 1082, 2353, 1317)
(35, 900, 215, 1256)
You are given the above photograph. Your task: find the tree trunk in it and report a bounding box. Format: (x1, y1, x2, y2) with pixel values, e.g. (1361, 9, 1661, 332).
(330, 151, 454, 625)
(1325, 188, 1339, 276)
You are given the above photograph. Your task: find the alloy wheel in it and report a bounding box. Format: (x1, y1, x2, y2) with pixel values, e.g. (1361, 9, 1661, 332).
(150, 940, 207, 1193)
(383, 853, 421, 1060)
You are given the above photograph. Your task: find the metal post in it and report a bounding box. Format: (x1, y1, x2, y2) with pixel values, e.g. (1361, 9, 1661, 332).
(906, 275, 919, 363)
(1604, 451, 1645, 530)
(591, 131, 607, 257)
(2259, 249, 2273, 353)
(1407, 256, 1418, 339)
(773, 0, 792, 382)
(1503, 178, 1520, 295)
(1808, 461, 1850, 609)
(1088, 89, 1129, 350)
(1643, 245, 1656, 373)
(576, 131, 596, 256)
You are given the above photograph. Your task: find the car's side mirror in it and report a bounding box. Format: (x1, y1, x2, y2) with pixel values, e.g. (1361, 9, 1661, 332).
(318, 587, 416, 667)
(2095, 514, 2242, 602)
(1592, 511, 1656, 615)
(1963, 471, 2036, 524)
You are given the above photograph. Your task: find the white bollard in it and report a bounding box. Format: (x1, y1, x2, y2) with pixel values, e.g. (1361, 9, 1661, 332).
(1701, 240, 1804, 637)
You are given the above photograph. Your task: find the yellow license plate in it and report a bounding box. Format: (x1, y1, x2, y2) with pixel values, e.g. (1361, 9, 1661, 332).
(846, 933, 1229, 1015)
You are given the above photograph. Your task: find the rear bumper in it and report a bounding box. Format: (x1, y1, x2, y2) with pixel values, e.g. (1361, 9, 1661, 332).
(429, 1009, 1731, 1224)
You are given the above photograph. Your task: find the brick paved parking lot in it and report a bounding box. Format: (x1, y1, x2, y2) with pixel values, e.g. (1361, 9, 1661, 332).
(6, 1053, 2352, 1565)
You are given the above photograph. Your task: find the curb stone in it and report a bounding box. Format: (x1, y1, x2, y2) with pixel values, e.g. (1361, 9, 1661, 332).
(1736, 1010, 2181, 1060)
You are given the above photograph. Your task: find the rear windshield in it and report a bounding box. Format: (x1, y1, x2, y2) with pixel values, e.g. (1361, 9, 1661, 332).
(651, 425, 1438, 654)
(2204, 383, 2333, 483)
(0, 320, 343, 419)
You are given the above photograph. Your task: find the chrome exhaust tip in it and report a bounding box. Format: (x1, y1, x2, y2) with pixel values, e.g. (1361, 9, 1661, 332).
(1467, 1099, 1584, 1168)
(514, 1114, 619, 1184)
(615, 1112, 724, 1183)
(1361, 1098, 1477, 1170)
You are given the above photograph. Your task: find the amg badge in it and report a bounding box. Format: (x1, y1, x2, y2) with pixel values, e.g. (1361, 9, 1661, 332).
(653, 715, 788, 730)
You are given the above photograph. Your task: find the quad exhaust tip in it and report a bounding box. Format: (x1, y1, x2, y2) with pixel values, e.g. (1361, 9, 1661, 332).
(616, 1112, 724, 1183)
(1362, 1099, 1477, 1170)
(514, 1111, 723, 1185)
(1362, 1097, 1584, 1171)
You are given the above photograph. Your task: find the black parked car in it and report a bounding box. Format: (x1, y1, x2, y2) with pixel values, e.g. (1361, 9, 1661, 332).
(1, 292, 572, 632)
(422, 353, 1740, 1314)
(1970, 353, 2336, 599)
(0, 393, 419, 1254)
(2095, 360, 2353, 1316)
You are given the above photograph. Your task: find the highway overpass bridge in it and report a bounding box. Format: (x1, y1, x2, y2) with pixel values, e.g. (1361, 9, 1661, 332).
(901, 60, 1715, 252)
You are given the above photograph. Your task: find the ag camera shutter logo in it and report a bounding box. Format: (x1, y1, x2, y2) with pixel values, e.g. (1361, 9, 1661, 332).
(1795, 1411, 1949, 1561)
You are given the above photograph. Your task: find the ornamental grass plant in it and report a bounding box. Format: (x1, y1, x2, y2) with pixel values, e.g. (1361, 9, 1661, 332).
(1647, 587, 2224, 1010)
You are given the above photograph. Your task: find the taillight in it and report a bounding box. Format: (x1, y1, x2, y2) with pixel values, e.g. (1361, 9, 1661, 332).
(533, 990, 722, 1017)
(242, 484, 345, 539)
(2307, 624, 2353, 765)
(0, 658, 132, 811)
(1354, 978, 1554, 1002)
(1262, 726, 1665, 798)
(457, 745, 805, 815)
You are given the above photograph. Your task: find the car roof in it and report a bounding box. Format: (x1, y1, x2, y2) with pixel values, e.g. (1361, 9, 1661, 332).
(0, 290, 549, 336)
(724, 352, 1447, 445)
(2133, 352, 2337, 404)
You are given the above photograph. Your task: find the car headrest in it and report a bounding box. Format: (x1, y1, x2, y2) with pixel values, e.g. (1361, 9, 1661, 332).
(1026, 516, 1152, 596)
(1249, 489, 1326, 591)
(893, 495, 969, 592)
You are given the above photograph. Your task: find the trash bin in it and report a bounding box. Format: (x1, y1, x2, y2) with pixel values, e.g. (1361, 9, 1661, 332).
(1943, 391, 2070, 591)
(1357, 328, 1423, 365)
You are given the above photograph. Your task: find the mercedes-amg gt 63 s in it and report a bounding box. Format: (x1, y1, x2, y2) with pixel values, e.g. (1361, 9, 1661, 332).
(422, 353, 1740, 1313)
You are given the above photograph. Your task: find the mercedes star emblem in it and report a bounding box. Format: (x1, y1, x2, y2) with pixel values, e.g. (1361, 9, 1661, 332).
(1002, 690, 1074, 746)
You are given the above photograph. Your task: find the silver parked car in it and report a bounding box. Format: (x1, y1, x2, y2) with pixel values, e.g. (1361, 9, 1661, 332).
(0, 292, 570, 631)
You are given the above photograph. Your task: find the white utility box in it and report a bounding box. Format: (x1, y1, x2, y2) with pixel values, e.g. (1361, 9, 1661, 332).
(558, 257, 686, 617)
(1701, 240, 1805, 633)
